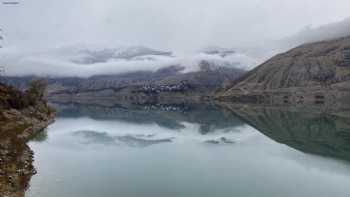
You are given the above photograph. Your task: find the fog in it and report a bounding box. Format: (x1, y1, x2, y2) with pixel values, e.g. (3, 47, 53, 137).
(282, 17, 350, 47)
(1, 0, 350, 77)
(1, 45, 257, 77)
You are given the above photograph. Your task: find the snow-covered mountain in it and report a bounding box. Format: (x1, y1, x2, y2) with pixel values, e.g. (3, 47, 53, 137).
(200, 46, 236, 57)
(3, 45, 252, 103)
(2, 45, 256, 77)
(71, 46, 173, 64)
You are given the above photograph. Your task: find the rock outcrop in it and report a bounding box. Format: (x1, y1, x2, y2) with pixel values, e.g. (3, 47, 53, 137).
(217, 36, 350, 105)
(0, 82, 55, 197)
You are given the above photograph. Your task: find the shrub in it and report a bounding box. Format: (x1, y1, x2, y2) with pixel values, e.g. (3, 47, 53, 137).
(25, 80, 47, 105)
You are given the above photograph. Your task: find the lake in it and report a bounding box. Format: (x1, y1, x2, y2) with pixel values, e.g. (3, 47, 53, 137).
(26, 103, 350, 197)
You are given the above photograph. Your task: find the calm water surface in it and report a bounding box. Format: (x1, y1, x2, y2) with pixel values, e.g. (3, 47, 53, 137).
(26, 104, 350, 197)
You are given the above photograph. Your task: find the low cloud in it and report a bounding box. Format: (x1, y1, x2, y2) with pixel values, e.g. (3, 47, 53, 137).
(279, 17, 350, 50)
(1, 0, 350, 77)
(2, 45, 256, 77)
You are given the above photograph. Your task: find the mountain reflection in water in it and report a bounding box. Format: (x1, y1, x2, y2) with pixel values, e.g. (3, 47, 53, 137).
(53, 103, 350, 160)
(73, 130, 173, 147)
(54, 103, 244, 135)
(224, 105, 350, 161)
(21, 103, 350, 197)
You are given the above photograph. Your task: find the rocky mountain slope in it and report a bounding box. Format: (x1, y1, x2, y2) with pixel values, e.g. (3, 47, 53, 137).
(0, 82, 55, 197)
(217, 36, 350, 105)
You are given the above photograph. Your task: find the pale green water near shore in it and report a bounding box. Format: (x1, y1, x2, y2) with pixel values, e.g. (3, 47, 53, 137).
(26, 104, 350, 197)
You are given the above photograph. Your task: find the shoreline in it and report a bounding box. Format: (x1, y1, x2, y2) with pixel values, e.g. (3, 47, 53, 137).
(0, 98, 55, 197)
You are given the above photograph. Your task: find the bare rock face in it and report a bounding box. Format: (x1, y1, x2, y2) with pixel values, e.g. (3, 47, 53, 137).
(0, 135, 35, 197)
(0, 82, 55, 197)
(218, 36, 350, 105)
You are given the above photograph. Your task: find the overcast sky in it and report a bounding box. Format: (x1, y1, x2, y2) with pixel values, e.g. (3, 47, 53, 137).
(0, 0, 350, 76)
(0, 0, 349, 51)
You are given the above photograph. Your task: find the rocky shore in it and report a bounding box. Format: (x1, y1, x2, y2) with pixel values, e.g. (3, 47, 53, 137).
(0, 82, 55, 197)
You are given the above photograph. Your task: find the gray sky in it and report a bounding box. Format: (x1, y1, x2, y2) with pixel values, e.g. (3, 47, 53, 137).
(1, 0, 350, 51)
(0, 0, 350, 76)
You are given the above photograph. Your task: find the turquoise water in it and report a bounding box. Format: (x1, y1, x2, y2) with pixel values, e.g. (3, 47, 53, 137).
(26, 104, 350, 197)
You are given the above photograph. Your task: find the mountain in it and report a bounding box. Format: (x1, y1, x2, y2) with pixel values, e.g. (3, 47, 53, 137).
(4, 45, 248, 104)
(2, 45, 177, 77)
(217, 36, 350, 105)
(283, 17, 350, 48)
(200, 46, 236, 57)
(3, 44, 254, 77)
(70, 46, 173, 65)
(5, 62, 245, 105)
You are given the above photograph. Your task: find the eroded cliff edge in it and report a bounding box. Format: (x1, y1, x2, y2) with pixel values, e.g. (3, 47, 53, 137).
(0, 81, 55, 197)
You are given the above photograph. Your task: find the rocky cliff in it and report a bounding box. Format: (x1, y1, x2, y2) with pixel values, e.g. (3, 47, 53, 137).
(217, 36, 350, 105)
(0, 82, 55, 197)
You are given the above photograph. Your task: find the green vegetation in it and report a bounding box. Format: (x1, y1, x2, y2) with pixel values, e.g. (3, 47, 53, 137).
(25, 80, 47, 105)
(0, 80, 47, 110)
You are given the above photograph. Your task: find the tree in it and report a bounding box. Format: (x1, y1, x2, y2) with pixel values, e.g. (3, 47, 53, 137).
(25, 79, 47, 105)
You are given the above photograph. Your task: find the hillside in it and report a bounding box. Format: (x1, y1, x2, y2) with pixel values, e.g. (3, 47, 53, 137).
(217, 36, 350, 105)
(5, 61, 246, 105)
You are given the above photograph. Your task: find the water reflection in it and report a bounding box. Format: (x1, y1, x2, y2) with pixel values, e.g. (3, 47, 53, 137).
(73, 130, 173, 147)
(24, 103, 350, 197)
(53, 103, 350, 160)
(73, 131, 118, 146)
(224, 104, 350, 161)
(53, 103, 244, 134)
